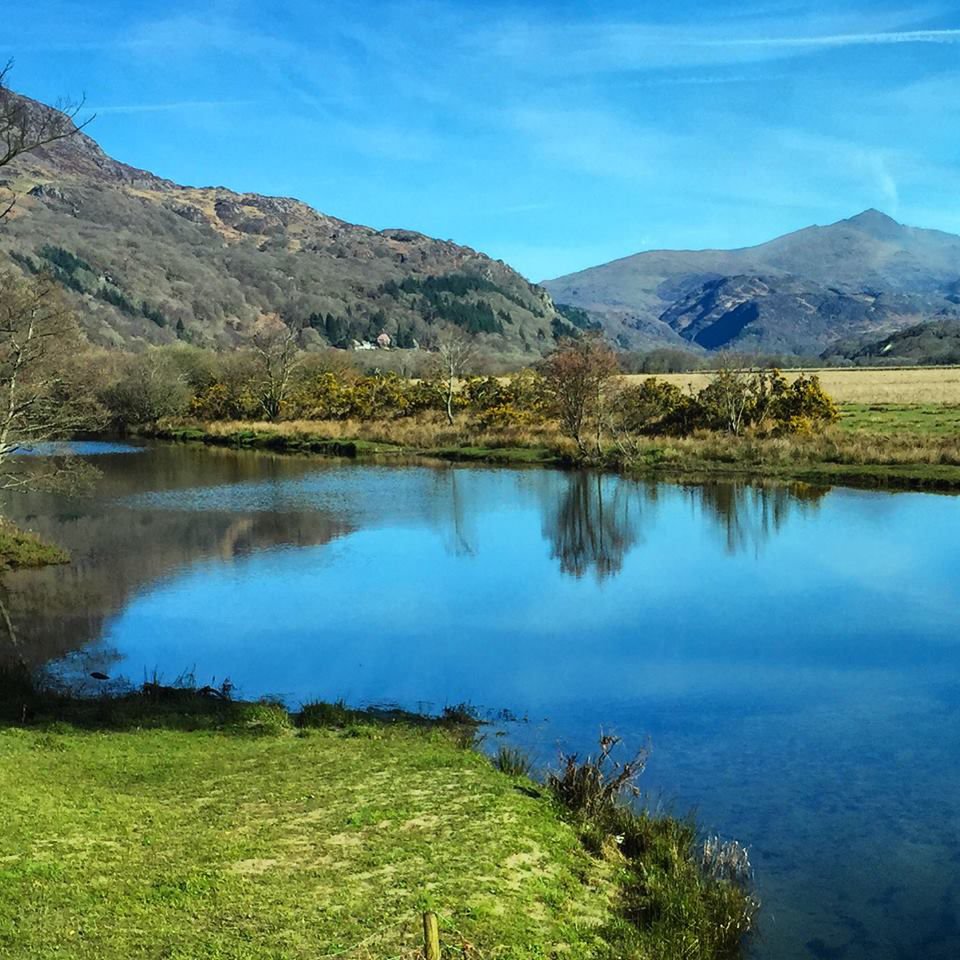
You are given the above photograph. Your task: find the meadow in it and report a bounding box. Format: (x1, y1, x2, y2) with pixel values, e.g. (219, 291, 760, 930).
(148, 364, 960, 492)
(641, 366, 960, 405)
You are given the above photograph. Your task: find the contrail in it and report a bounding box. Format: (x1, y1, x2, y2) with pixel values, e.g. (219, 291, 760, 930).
(699, 28, 960, 49)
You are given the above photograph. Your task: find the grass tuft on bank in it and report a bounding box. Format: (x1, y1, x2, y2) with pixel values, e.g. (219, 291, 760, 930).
(0, 521, 69, 571)
(0, 670, 755, 959)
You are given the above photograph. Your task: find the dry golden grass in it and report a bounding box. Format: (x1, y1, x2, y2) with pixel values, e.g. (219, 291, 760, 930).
(623, 427, 960, 467)
(624, 367, 960, 404)
(202, 413, 564, 452)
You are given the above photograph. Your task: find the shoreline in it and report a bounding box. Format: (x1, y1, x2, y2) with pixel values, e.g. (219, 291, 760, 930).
(140, 420, 960, 493)
(0, 672, 755, 958)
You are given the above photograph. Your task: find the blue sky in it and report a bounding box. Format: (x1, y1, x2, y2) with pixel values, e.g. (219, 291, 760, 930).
(5, 1, 960, 279)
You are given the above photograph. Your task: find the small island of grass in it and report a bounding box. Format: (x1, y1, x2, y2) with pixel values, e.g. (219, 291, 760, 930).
(0, 522, 69, 571)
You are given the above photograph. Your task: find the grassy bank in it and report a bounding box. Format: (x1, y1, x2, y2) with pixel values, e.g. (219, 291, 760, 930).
(0, 521, 69, 571)
(0, 674, 754, 959)
(145, 402, 960, 491)
(145, 419, 564, 467)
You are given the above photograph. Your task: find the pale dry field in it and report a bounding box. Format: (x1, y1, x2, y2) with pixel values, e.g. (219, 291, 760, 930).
(624, 367, 960, 405)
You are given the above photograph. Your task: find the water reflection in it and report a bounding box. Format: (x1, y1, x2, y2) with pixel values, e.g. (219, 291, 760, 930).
(0, 447, 838, 668)
(539, 473, 830, 580)
(2, 444, 960, 960)
(0, 446, 353, 668)
(690, 482, 829, 555)
(541, 472, 646, 580)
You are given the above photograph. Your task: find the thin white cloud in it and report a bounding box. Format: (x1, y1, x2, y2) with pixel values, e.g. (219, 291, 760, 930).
(471, 9, 960, 72)
(88, 100, 259, 114)
(704, 28, 960, 48)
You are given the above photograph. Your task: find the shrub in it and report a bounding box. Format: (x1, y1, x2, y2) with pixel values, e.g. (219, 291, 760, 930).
(100, 354, 192, 427)
(229, 701, 291, 736)
(611, 378, 685, 433)
(189, 382, 257, 420)
(298, 699, 353, 728)
(288, 372, 352, 420)
(769, 373, 839, 430)
(548, 734, 648, 820)
(493, 745, 533, 778)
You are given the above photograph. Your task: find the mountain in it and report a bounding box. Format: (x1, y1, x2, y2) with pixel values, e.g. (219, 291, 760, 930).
(825, 317, 960, 365)
(0, 92, 571, 356)
(544, 210, 960, 356)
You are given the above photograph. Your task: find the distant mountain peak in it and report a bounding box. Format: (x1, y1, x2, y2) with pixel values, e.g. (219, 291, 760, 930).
(544, 208, 960, 355)
(843, 209, 903, 236)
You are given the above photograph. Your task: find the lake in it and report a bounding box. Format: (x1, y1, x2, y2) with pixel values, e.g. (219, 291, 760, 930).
(2, 441, 958, 960)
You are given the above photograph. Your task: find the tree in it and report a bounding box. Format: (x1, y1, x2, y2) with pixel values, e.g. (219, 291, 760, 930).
(431, 328, 477, 426)
(0, 61, 91, 220)
(250, 321, 303, 420)
(540, 335, 619, 457)
(99, 352, 192, 428)
(0, 272, 101, 492)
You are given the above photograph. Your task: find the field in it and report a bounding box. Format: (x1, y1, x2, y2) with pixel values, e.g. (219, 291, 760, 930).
(0, 682, 755, 960)
(634, 366, 960, 405)
(0, 720, 615, 959)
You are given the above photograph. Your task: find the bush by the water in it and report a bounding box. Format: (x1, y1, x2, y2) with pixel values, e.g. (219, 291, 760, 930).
(548, 734, 757, 959)
(92, 338, 840, 469)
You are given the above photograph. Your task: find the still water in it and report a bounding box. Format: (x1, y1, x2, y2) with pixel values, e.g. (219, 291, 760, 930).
(3, 442, 959, 960)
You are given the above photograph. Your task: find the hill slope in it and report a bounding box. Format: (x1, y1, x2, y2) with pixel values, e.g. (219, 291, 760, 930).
(544, 210, 960, 355)
(0, 92, 571, 355)
(826, 317, 960, 365)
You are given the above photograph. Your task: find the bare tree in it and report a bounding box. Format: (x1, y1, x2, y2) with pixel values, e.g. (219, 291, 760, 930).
(0, 60, 91, 220)
(540, 335, 619, 457)
(0, 272, 101, 492)
(431, 327, 476, 425)
(250, 321, 303, 420)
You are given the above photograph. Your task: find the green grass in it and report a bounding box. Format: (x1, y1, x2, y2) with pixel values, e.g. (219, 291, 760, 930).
(837, 403, 960, 437)
(0, 676, 755, 960)
(0, 522, 69, 570)
(0, 724, 614, 959)
(425, 444, 557, 465)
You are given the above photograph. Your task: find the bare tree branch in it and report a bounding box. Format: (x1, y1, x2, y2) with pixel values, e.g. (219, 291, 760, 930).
(250, 320, 303, 420)
(429, 327, 477, 425)
(0, 272, 102, 497)
(0, 60, 94, 221)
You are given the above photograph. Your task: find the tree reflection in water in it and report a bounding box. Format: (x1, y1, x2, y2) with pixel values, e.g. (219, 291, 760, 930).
(541, 472, 831, 580)
(691, 482, 829, 555)
(541, 472, 648, 581)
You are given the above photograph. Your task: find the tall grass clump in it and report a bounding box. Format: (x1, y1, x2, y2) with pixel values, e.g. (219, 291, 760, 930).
(548, 735, 757, 960)
(493, 744, 533, 778)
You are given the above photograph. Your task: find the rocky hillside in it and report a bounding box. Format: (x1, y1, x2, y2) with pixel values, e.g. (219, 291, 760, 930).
(544, 210, 960, 356)
(0, 92, 576, 356)
(826, 317, 960, 365)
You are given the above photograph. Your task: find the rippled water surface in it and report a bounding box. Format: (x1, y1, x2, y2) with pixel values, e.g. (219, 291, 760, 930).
(3, 442, 959, 960)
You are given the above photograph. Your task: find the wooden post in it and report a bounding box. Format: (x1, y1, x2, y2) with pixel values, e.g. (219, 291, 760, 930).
(422, 911, 440, 960)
